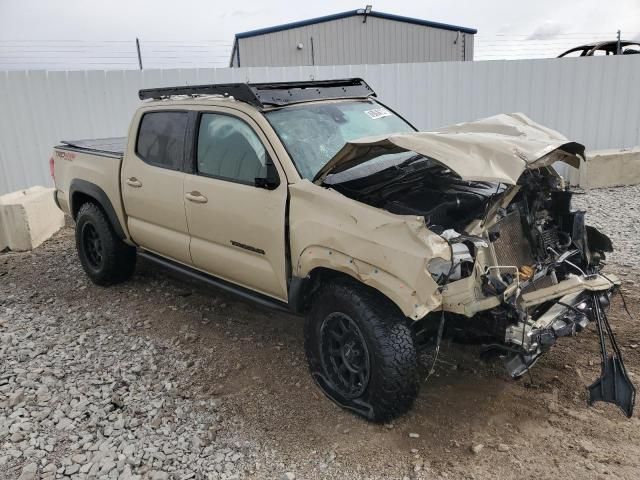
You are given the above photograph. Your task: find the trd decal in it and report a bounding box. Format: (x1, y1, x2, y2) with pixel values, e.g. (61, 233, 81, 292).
(230, 240, 265, 255)
(55, 151, 76, 161)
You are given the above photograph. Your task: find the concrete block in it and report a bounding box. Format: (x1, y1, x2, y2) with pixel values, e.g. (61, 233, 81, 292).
(0, 186, 65, 252)
(584, 147, 640, 189)
(564, 147, 640, 189)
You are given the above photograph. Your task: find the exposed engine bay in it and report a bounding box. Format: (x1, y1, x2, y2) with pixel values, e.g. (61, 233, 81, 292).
(331, 159, 612, 283)
(329, 155, 635, 417)
(332, 163, 501, 231)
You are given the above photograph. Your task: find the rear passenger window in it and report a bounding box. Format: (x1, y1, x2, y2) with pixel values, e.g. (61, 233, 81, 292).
(136, 111, 188, 170)
(197, 113, 267, 184)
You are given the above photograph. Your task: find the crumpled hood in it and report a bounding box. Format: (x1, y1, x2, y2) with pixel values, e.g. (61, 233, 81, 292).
(313, 113, 585, 185)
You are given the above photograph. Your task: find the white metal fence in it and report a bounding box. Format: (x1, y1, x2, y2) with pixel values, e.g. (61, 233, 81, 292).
(1, 55, 639, 195)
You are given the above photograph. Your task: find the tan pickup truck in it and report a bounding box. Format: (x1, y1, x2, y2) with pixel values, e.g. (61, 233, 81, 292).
(52, 79, 635, 421)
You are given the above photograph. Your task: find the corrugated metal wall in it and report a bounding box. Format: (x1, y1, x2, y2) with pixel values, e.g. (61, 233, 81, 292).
(1, 55, 639, 195)
(233, 16, 473, 67)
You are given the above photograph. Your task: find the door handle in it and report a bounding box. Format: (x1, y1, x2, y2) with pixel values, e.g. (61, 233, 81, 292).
(126, 177, 142, 188)
(185, 191, 208, 204)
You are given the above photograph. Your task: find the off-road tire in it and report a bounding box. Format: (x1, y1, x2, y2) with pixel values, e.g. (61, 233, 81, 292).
(304, 278, 419, 422)
(75, 202, 136, 286)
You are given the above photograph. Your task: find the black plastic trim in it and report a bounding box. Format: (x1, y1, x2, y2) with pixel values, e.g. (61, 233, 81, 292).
(373, 98, 419, 132)
(139, 250, 293, 314)
(69, 179, 126, 240)
(287, 275, 307, 314)
(230, 240, 265, 255)
(183, 110, 199, 174)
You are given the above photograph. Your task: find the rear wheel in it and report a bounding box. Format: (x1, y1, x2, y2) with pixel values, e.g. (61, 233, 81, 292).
(304, 278, 419, 422)
(76, 202, 136, 286)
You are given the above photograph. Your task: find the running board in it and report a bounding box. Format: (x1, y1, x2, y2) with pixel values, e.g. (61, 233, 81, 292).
(138, 250, 292, 314)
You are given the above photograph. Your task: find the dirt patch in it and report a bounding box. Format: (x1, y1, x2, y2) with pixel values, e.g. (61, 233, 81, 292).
(2, 225, 640, 480)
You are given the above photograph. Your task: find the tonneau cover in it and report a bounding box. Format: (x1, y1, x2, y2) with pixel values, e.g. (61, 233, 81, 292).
(59, 137, 126, 157)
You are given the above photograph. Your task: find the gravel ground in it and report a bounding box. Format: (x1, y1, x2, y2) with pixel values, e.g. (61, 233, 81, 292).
(571, 184, 640, 268)
(2, 185, 640, 480)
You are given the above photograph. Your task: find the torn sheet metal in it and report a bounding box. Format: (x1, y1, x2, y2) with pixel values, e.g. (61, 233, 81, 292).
(520, 273, 618, 308)
(313, 113, 585, 185)
(289, 180, 452, 319)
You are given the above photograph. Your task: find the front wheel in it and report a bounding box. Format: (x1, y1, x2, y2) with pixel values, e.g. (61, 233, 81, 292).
(304, 279, 419, 422)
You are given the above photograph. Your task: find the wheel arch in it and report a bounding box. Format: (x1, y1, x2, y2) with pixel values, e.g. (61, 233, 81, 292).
(69, 179, 126, 240)
(291, 246, 435, 320)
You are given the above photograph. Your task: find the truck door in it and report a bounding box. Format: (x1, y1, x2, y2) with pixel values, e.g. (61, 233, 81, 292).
(183, 108, 288, 300)
(121, 109, 192, 265)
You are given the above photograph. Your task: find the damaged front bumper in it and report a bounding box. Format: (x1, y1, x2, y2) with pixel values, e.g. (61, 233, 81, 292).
(496, 272, 636, 417)
(502, 287, 608, 378)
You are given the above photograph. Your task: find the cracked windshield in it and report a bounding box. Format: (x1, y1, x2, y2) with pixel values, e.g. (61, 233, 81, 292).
(266, 99, 414, 179)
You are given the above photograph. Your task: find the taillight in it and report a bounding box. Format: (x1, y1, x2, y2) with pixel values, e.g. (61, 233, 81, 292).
(49, 156, 55, 180)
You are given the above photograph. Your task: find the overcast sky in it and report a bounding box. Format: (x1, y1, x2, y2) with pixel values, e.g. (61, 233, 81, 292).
(1, 0, 639, 69)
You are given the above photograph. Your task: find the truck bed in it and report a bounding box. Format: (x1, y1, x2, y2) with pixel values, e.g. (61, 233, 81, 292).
(59, 137, 126, 158)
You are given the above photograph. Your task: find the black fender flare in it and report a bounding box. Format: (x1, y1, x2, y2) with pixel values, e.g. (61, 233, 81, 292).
(287, 275, 307, 314)
(69, 179, 126, 240)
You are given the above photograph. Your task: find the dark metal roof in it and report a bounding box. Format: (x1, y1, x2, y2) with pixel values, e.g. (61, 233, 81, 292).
(235, 9, 477, 39)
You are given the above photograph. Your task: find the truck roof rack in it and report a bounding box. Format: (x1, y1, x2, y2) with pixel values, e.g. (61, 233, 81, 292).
(138, 78, 376, 109)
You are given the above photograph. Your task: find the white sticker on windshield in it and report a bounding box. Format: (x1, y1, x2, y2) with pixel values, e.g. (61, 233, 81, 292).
(364, 108, 392, 119)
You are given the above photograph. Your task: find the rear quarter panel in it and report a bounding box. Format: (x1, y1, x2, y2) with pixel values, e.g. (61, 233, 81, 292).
(53, 147, 130, 240)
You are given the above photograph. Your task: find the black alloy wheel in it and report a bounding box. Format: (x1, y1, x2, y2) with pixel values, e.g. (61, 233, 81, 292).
(304, 279, 419, 422)
(81, 222, 104, 269)
(320, 312, 371, 399)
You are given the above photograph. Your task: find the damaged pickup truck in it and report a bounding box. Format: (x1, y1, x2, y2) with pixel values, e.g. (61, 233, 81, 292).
(51, 78, 635, 422)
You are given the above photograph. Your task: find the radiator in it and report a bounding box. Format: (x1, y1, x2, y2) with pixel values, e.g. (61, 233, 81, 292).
(490, 211, 534, 268)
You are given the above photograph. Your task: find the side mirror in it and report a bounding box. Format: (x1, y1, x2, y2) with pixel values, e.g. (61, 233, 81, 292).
(255, 160, 280, 190)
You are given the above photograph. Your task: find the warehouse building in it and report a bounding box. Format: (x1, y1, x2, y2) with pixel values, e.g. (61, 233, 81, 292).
(229, 8, 477, 67)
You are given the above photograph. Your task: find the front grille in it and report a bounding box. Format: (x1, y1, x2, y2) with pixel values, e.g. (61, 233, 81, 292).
(490, 211, 534, 267)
